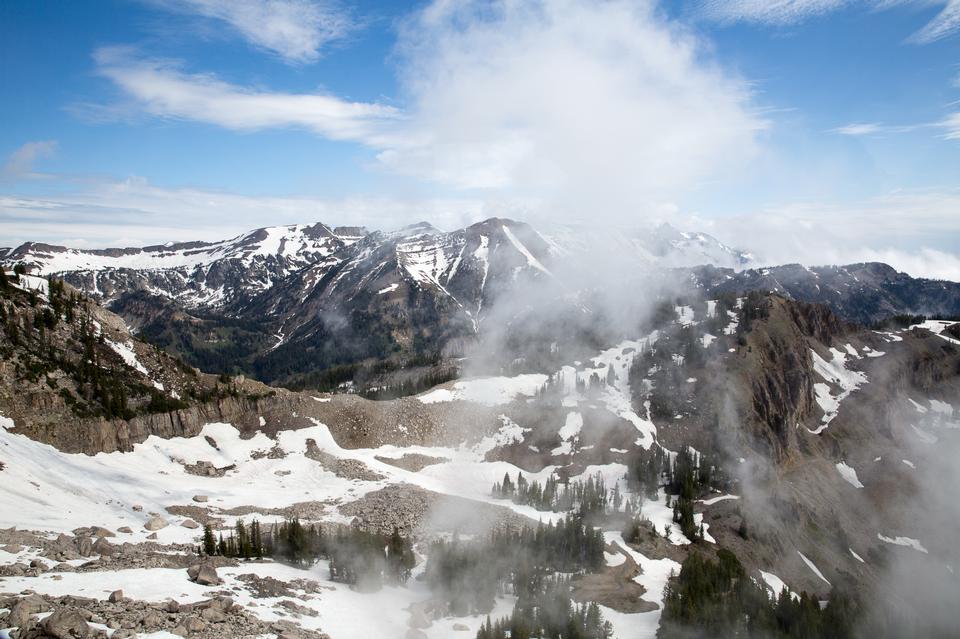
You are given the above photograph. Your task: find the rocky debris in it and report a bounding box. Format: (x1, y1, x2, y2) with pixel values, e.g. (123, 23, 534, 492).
(192, 495, 209, 503)
(235, 573, 295, 598)
(2, 543, 24, 553)
(187, 563, 221, 586)
(374, 453, 449, 472)
(250, 444, 286, 460)
(132, 505, 143, 512)
(146, 533, 158, 540)
(165, 504, 222, 526)
(220, 501, 329, 520)
(340, 483, 531, 536)
(183, 460, 233, 478)
(143, 516, 168, 531)
(277, 599, 318, 617)
(1, 593, 329, 639)
(304, 439, 385, 481)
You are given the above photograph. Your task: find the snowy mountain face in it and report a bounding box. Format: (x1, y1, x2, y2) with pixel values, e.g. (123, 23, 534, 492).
(5, 223, 359, 310)
(541, 222, 753, 270)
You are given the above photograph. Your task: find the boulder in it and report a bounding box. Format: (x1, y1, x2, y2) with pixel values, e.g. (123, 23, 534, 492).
(108, 589, 124, 603)
(183, 616, 206, 633)
(2, 543, 23, 553)
(132, 505, 143, 512)
(192, 495, 209, 503)
(144, 516, 168, 531)
(117, 527, 133, 534)
(180, 519, 200, 530)
(146, 532, 158, 540)
(187, 563, 221, 586)
(8, 593, 52, 627)
(75, 536, 94, 557)
(92, 538, 114, 556)
(91, 527, 115, 538)
(40, 608, 93, 638)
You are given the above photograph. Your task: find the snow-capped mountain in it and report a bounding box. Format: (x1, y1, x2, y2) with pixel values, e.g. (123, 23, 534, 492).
(5, 223, 365, 309)
(541, 222, 753, 270)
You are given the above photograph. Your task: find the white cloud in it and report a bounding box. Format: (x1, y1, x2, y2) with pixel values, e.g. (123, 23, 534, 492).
(699, 0, 960, 43)
(91, 2, 766, 223)
(699, 0, 853, 25)
(2, 141, 58, 179)
(382, 0, 766, 215)
(151, 0, 353, 63)
(941, 111, 960, 139)
(0, 177, 497, 248)
(691, 190, 960, 279)
(831, 122, 885, 136)
(92, 46, 401, 144)
(909, 0, 960, 43)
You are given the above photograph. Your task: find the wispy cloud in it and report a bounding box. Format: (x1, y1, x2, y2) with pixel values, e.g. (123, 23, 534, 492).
(2, 141, 58, 179)
(148, 0, 354, 64)
(92, 46, 401, 144)
(830, 121, 927, 136)
(699, 0, 960, 43)
(909, 0, 960, 43)
(699, 0, 854, 25)
(942, 111, 960, 138)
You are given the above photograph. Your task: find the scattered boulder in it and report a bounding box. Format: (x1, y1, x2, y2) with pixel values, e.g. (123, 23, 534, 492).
(187, 563, 221, 586)
(144, 516, 168, 531)
(117, 526, 133, 534)
(76, 536, 94, 557)
(91, 527, 114, 538)
(108, 590, 124, 603)
(180, 519, 200, 530)
(2, 543, 24, 553)
(132, 505, 143, 512)
(92, 538, 114, 556)
(192, 495, 209, 503)
(146, 533, 158, 540)
(8, 593, 52, 627)
(40, 608, 93, 639)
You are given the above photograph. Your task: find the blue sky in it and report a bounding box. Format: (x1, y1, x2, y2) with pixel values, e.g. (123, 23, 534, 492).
(1, 0, 959, 277)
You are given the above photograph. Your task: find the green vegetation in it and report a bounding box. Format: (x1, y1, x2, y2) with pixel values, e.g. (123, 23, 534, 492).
(659, 549, 858, 639)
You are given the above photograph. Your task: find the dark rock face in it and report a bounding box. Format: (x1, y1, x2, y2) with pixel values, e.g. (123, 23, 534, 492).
(697, 262, 960, 326)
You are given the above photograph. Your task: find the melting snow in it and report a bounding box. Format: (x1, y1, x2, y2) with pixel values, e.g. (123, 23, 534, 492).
(878, 534, 928, 553)
(797, 552, 831, 585)
(836, 462, 864, 488)
(808, 348, 867, 434)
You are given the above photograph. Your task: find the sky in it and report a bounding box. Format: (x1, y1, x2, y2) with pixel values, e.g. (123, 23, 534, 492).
(1, 0, 959, 278)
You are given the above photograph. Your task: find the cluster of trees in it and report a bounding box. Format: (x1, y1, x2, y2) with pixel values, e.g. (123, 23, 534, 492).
(476, 576, 613, 639)
(659, 549, 857, 639)
(491, 472, 622, 520)
(203, 519, 415, 591)
(202, 520, 265, 559)
(425, 517, 606, 616)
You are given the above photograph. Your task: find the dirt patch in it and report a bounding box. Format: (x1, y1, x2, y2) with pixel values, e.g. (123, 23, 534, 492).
(571, 541, 657, 614)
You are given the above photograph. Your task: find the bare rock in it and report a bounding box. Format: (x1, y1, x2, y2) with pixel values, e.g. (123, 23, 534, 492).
(108, 590, 124, 603)
(192, 495, 208, 503)
(91, 527, 114, 538)
(39, 608, 94, 638)
(8, 593, 52, 627)
(144, 516, 168, 531)
(117, 527, 133, 534)
(187, 563, 221, 586)
(180, 519, 200, 530)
